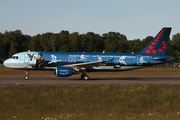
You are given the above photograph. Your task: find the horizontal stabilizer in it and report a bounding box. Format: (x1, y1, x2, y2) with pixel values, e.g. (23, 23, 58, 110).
(153, 57, 174, 60)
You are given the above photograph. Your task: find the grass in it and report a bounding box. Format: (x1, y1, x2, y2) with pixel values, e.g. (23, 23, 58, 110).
(1, 85, 180, 120)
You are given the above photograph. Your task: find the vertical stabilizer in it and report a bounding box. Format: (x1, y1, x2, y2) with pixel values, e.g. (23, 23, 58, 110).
(139, 27, 171, 56)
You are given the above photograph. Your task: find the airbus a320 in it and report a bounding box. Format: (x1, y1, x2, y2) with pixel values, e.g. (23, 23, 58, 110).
(3, 27, 174, 80)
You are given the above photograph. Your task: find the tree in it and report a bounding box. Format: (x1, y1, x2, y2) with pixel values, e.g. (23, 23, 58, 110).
(172, 33, 180, 51)
(69, 32, 80, 52)
(0, 32, 5, 58)
(59, 30, 70, 52)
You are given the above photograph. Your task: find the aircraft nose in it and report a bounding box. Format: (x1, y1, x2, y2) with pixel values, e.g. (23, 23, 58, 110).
(3, 59, 8, 67)
(3, 60, 7, 66)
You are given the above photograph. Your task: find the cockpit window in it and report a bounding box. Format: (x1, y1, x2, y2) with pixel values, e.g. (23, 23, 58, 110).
(11, 56, 18, 59)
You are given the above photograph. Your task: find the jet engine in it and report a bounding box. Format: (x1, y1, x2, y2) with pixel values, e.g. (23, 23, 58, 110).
(56, 67, 73, 77)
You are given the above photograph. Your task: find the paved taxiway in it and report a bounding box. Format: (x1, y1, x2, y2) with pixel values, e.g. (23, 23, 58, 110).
(0, 77, 180, 84)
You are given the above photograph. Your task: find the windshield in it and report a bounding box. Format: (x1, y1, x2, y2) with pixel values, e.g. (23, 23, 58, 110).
(11, 56, 18, 59)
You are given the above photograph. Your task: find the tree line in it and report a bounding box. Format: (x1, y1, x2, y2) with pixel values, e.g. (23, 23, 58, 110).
(0, 30, 180, 63)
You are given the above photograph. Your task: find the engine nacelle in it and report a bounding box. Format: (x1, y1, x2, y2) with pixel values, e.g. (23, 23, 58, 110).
(56, 67, 73, 77)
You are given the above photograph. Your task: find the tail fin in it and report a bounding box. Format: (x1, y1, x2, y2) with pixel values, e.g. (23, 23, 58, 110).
(139, 27, 171, 56)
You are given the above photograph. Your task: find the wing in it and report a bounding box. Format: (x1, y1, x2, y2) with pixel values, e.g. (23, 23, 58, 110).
(63, 60, 108, 68)
(22, 60, 108, 71)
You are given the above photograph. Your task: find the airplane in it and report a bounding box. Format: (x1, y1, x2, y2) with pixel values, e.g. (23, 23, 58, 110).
(3, 27, 174, 80)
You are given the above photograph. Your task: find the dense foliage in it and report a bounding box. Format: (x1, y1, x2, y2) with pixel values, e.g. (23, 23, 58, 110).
(0, 30, 180, 62)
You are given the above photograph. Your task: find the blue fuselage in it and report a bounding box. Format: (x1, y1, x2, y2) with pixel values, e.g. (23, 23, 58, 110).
(3, 51, 174, 72)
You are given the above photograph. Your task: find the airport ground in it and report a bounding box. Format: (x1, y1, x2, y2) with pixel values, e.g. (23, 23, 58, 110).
(1, 65, 180, 120)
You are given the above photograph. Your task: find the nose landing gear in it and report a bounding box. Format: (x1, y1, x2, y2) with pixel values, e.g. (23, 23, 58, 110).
(24, 70, 29, 80)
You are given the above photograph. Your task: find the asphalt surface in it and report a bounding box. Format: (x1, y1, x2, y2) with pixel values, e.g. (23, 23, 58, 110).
(0, 77, 180, 84)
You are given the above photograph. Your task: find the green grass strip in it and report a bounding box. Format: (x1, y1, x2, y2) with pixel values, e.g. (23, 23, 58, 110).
(1, 84, 180, 120)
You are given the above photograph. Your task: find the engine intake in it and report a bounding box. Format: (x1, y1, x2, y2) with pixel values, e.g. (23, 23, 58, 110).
(56, 67, 73, 77)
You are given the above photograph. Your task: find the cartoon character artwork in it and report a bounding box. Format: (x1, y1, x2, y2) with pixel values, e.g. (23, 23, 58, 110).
(119, 56, 127, 65)
(33, 54, 45, 68)
(80, 54, 85, 60)
(136, 55, 148, 65)
(48, 55, 61, 64)
(26, 53, 35, 61)
(139, 56, 147, 64)
(97, 55, 102, 61)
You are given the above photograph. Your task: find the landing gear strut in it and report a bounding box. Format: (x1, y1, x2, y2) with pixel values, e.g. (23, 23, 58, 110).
(81, 71, 89, 80)
(25, 70, 29, 80)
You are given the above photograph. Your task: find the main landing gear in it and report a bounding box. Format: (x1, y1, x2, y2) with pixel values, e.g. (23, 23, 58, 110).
(25, 70, 29, 80)
(81, 71, 89, 80)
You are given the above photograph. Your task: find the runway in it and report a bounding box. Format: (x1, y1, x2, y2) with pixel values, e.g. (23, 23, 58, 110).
(0, 77, 180, 84)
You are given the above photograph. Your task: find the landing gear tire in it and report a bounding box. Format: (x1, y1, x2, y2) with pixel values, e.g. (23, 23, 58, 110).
(25, 76, 29, 80)
(25, 70, 29, 80)
(81, 75, 89, 80)
(81, 71, 89, 80)
(83, 75, 89, 80)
